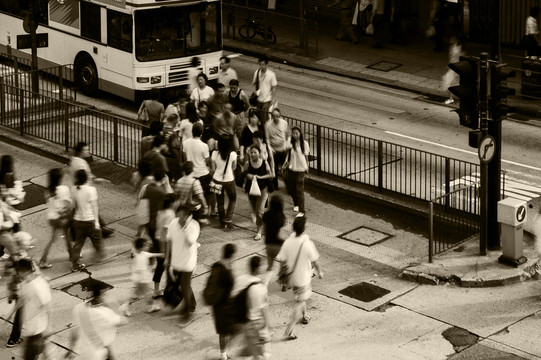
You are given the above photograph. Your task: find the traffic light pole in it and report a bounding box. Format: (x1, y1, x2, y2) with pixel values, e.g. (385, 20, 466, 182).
(479, 53, 489, 256)
(487, 0, 502, 250)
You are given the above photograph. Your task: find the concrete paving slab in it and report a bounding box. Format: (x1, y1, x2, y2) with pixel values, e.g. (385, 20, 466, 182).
(480, 338, 541, 360)
(399, 324, 455, 360)
(487, 310, 541, 358)
(393, 283, 541, 338)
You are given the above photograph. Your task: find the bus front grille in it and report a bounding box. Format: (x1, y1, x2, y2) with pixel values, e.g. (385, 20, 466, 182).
(168, 70, 189, 84)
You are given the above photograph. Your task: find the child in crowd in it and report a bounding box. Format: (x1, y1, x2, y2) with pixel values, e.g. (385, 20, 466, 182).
(154, 193, 177, 298)
(121, 237, 164, 316)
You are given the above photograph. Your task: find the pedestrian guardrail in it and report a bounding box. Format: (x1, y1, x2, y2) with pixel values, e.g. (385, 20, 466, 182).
(0, 82, 141, 168)
(499, 53, 541, 102)
(1, 75, 489, 254)
(0, 52, 77, 101)
(429, 186, 481, 263)
(222, 3, 318, 56)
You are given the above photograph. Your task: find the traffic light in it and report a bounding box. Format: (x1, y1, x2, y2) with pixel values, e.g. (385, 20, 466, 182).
(448, 56, 479, 129)
(490, 66, 516, 120)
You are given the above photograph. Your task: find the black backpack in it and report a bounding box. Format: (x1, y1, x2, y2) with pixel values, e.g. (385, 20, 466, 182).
(231, 281, 260, 324)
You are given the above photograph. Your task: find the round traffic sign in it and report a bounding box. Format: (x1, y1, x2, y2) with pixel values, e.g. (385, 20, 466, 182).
(516, 205, 526, 223)
(478, 136, 496, 164)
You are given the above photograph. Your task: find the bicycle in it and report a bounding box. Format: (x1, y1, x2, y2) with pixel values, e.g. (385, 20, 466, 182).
(238, 17, 277, 44)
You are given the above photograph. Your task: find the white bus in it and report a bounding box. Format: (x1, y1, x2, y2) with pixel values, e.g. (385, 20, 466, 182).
(0, 0, 223, 101)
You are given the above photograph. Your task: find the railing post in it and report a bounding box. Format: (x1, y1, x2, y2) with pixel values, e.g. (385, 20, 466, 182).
(14, 59, 19, 90)
(58, 65, 64, 101)
(263, 11, 268, 45)
(445, 157, 450, 210)
(113, 117, 119, 162)
(429, 201, 434, 263)
(0, 78, 5, 124)
(64, 102, 69, 152)
(316, 125, 321, 175)
(377, 140, 383, 192)
(19, 88, 24, 136)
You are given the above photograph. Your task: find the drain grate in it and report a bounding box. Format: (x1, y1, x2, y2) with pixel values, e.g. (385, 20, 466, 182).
(339, 282, 391, 303)
(60, 277, 114, 300)
(338, 226, 392, 246)
(12, 183, 46, 211)
(366, 61, 402, 72)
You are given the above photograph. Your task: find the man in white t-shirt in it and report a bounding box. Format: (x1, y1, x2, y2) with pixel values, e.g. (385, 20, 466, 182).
(265, 108, 290, 190)
(67, 283, 124, 360)
(253, 56, 277, 126)
(165, 205, 200, 326)
(276, 216, 323, 340)
(18, 258, 52, 360)
(183, 123, 213, 215)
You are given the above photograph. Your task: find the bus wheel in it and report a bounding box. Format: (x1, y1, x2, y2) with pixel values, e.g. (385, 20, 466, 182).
(75, 55, 99, 97)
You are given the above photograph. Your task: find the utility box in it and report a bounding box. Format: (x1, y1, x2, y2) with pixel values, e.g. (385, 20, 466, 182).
(498, 198, 527, 267)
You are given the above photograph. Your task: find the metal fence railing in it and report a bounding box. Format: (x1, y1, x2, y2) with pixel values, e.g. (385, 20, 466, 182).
(500, 53, 541, 102)
(0, 53, 77, 101)
(1, 75, 489, 254)
(283, 115, 481, 203)
(0, 82, 141, 168)
(429, 186, 481, 262)
(222, 3, 318, 56)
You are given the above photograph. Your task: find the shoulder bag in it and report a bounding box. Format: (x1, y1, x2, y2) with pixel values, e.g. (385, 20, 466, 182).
(277, 239, 306, 289)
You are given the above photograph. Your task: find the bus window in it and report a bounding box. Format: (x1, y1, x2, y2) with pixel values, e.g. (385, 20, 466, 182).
(0, 0, 47, 24)
(81, 1, 101, 42)
(108, 10, 132, 53)
(134, 3, 220, 62)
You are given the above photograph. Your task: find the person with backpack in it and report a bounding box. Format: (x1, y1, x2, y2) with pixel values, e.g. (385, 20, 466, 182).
(203, 243, 237, 360)
(276, 215, 323, 341)
(232, 256, 271, 360)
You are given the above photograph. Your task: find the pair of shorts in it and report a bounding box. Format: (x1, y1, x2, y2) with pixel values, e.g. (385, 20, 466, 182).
(292, 283, 312, 302)
(196, 173, 212, 195)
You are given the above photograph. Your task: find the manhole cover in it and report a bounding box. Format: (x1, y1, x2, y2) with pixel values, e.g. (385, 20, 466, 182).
(366, 61, 402, 72)
(339, 282, 391, 303)
(12, 183, 46, 211)
(60, 277, 114, 300)
(338, 226, 392, 246)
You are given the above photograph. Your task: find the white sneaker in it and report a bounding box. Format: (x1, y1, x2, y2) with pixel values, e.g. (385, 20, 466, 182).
(119, 303, 131, 317)
(293, 206, 299, 212)
(444, 98, 454, 104)
(254, 233, 262, 241)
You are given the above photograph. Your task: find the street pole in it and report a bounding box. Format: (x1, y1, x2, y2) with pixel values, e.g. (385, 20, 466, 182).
(29, 0, 39, 95)
(479, 52, 489, 256)
(487, 0, 501, 250)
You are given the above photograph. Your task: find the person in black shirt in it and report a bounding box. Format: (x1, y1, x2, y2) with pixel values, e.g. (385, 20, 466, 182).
(262, 194, 286, 270)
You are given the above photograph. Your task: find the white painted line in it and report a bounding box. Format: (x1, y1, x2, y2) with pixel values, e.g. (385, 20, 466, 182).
(281, 82, 405, 114)
(385, 131, 541, 172)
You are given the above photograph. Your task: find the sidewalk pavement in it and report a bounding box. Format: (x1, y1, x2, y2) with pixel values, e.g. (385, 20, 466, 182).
(224, 24, 541, 118)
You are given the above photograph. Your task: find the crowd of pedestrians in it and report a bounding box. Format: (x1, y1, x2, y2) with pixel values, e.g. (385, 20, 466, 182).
(0, 55, 323, 359)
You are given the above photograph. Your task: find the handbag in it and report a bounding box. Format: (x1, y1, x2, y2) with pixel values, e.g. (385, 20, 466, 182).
(163, 272, 183, 307)
(209, 181, 223, 194)
(281, 148, 292, 181)
(277, 239, 306, 289)
(249, 69, 260, 106)
(249, 176, 261, 196)
(234, 162, 245, 188)
(135, 184, 150, 226)
(210, 152, 230, 194)
(138, 100, 149, 124)
(366, 23, 374, 35)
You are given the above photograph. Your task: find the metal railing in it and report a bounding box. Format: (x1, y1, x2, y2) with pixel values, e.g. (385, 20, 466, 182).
(223, 3, 318, 56)
(0, 53, 77, 101)
(1, 76, 488, 249)
(283, 115, 480, 203)
(429, 185, 481, 262)
(500, 53, 541, 102)
(0, 82, 141, 168)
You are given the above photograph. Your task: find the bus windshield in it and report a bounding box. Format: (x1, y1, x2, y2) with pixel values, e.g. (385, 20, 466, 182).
(134, 3, 221, 62)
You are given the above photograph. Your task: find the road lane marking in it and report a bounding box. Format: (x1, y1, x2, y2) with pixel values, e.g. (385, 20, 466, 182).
(279, 82, 406, 114)
(385, 131, 541, 172)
